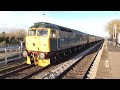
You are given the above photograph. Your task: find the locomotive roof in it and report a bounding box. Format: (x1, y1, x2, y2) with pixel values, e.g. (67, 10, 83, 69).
(30, 22, 61, 30)
(29, 22, 87, 34)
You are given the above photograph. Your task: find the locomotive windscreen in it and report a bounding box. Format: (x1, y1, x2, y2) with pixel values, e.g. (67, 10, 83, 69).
(28, 30, 36, 36)
(37, 29, 48, 36)
(28, 29, 48, 36)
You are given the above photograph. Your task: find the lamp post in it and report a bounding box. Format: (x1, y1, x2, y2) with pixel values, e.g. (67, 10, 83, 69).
(112, 24, 117, 46)
(113, 24, 117, 40)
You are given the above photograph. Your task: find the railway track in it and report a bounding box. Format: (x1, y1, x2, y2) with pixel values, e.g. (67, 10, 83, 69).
(21, 64, 51, 79)
(62, 41, 103, 79)
(0, 63, 26, 75)
(0, 62, 52, 79)
(0, 63, 35, 79)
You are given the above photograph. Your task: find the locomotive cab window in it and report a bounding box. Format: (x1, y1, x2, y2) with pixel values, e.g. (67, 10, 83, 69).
(51, 30, 56, 38)
(28, 30, 36, 36)
(37, 29, 48, 36)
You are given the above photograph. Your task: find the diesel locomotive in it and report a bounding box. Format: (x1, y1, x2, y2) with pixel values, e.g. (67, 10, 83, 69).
(23, 22, 103, 67)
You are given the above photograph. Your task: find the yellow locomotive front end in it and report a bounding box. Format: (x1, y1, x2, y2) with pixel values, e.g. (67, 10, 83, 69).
(23, 28, 51, 67)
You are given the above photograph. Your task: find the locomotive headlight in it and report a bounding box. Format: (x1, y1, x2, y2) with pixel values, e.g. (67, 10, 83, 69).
(22, 50, 28, 57)
(39, 53, 45, 59)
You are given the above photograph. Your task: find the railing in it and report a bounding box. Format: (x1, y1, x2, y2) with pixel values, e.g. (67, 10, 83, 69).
(0, 44, 20, 48)
(0, 46, 23, 65)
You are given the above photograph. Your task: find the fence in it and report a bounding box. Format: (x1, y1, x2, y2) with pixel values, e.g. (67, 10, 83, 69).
(0, 44, 20, 48)
(0, 45, 23, 65)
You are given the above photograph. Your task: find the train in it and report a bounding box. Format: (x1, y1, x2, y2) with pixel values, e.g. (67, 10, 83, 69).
(22, 22, 103, 67)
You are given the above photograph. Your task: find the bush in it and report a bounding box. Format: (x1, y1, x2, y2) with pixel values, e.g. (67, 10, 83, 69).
(9, 36, 19, 44)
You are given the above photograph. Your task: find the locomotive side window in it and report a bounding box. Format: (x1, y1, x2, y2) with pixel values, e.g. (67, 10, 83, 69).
(28, 30, 36, 36)
(51, 30, 56, 38)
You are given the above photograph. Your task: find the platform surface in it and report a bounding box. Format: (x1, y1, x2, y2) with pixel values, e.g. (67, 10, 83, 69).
(108, 43, 120, 79)
(96, 41, 120, 79)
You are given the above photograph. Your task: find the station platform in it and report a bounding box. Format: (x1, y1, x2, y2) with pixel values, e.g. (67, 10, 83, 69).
(95, 40, 120, 79)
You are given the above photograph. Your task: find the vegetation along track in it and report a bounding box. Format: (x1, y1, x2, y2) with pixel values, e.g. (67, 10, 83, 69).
(32, 40, 104, 79)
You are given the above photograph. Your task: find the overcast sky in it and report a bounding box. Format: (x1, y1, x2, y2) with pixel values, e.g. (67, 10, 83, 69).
(0, 11, 120, 37)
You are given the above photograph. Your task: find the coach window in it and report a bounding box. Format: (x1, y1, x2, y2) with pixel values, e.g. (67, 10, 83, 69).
(51, 30, 56, 38)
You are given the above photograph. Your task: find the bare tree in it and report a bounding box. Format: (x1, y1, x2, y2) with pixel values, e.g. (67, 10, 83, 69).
(7, 28, 26, 40)
(0, 28, 27, 44)
(105, 19, 120, 39)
